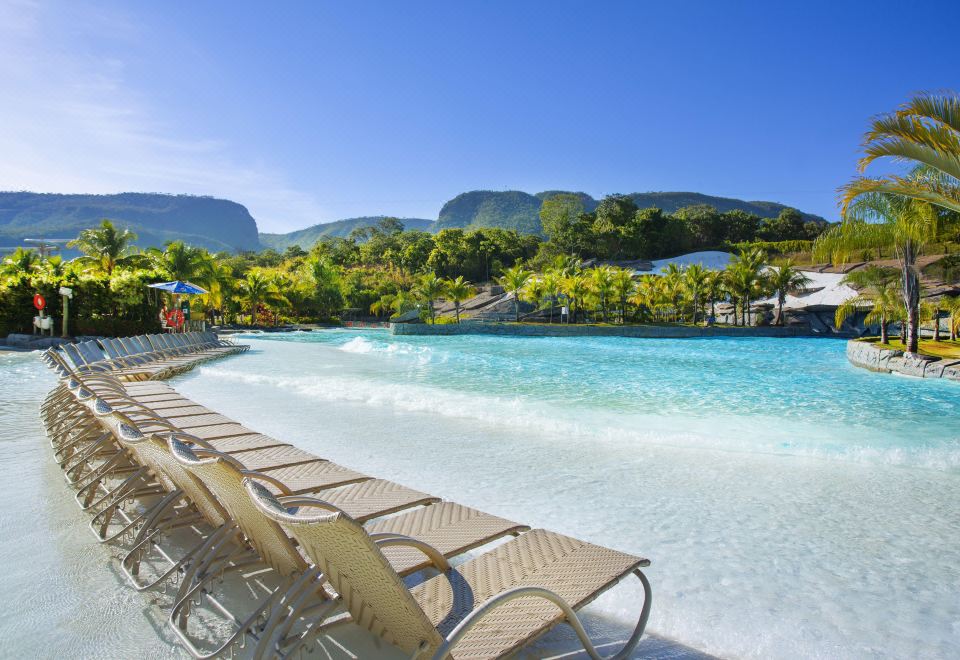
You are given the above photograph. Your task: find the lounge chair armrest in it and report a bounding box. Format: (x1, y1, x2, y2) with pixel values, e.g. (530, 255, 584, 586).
(240, 470, 294, 496)
(370, 534, 450, 572)
(432, 569, 652, 660)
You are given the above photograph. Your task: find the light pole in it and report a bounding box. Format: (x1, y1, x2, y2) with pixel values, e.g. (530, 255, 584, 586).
(59, 287, 73, 337)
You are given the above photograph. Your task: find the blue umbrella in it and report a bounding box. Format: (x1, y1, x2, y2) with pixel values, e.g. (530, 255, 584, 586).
(147, 280, 208, 295)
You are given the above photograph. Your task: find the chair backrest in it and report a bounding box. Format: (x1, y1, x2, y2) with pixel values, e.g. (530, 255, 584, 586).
(168, 438, 307, 577)
(80, 341, 109, 364)
(130, 336, 150, 353)
(99, 339, 123, 360)
(61, 343, 87, 368)
(119, 337, 143, 355)
(96, 406, 229, 527)
(245, 481, 442, 654)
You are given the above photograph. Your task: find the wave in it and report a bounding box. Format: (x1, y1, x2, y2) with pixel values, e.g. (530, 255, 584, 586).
(338, 336, 437, 362)
(193, 364, 960, 472)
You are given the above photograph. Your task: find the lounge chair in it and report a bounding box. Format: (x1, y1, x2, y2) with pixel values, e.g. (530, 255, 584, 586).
(167, 438, 530, 658)
(246, 482, 652, 660)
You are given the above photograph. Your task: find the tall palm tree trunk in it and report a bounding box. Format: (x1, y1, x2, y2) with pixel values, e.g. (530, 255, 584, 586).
(455, 301, 461, 324)
(900, 241, 921, 354)
(933, 307, 941, 342)
(880, 314, 889, 344)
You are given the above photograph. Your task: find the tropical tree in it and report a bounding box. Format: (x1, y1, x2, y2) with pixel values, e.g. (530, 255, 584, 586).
(151, 240, 213, 283)
(1, 247, 40, 277)
(725, 247, 766, 326)
(589, 266, 615, 323)
(611, 267, 636, 324)
(839, 91, 960, 215)
(200, 261, 234, 321)
(303, 256, 343, 319)
(683, 263, 709, 324)
(815, 193, 943, 353)
(414, 271, 445, 324)
(767, 260, 811, 325)
(943, 295, 960, 342)
(561, 272, 589, 324)
(68, 219, 143, 275)
(540, 270, 562, 323)
(834, 265, 901, 343)
(498, 264, 532, 322)
(444, 276, 474, 324)
(237, 270, 283, 326)
(703, 270, 724, 322)
(660, 263, 686, 322)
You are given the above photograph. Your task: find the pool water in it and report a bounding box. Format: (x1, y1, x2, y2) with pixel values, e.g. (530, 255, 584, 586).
(172, 331, 960, 659)
(2, 331, 958, 658)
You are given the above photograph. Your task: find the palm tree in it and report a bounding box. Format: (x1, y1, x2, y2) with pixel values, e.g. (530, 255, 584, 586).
(660, 264, 685, 322)
(414, 272, 445, 324)
(589, 266, 615, 323)
(839, 92, 960, 215)
(151, 241, 213, 283)
(561, 272, 589, 324)
(238, 270, 282, 326)
(201, 261, 234, 323)
(498, 264, 532, 322)
(815, 194, 941, 353)
(611, 268, 636, 324)
(703, 270, 724, 323)
(767, 260, 811, 325)
(1, 247, 40, 277)
(541, 270, 562, 324)
(683, 264, 709, 324)
(725, 248, 766, 326)
(444, 276, 474, 324)
(369, 294, 394, 318)
(834, 265, 900, 343)
(68, 219, 142, 275)
(943, 295, 960, 342)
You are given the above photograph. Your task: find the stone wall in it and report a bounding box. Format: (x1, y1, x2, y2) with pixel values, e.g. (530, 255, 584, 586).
(391, 322, 815, 339)
(846, 340, 960, 381)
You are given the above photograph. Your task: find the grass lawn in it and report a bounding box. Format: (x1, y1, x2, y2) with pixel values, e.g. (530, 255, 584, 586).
(867, 338, 960, 359)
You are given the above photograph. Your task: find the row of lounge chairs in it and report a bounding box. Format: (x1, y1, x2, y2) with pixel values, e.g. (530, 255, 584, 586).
(39, 342, 652, 659)
(56, 331, 248, 380)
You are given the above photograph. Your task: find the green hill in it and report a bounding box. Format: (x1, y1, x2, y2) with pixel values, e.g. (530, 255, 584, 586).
(260, 216, 435, 251)
(623, 192, 826, 223)
(431, 190, 827, 235)
(0, 192, 260, 253)
(436, 191, 544, 233)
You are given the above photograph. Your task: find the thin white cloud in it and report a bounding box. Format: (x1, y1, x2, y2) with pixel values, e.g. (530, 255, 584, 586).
(0, 1, 327, 233)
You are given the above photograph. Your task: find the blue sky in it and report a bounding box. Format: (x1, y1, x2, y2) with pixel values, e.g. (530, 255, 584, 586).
(1, 1, 957, 233)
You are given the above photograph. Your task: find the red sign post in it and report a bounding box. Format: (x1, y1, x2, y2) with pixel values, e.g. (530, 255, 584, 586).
(33, 294, 46, 310)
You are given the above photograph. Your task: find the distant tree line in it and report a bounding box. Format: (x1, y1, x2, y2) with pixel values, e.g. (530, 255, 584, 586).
(538, 194, 825, 261)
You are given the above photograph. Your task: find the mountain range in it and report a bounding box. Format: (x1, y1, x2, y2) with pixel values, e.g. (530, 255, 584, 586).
(0, 189, 829, 254)
(0, 192, 260, 253)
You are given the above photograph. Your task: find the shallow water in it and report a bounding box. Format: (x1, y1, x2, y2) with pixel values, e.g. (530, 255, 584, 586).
(166, 331, 960, 659)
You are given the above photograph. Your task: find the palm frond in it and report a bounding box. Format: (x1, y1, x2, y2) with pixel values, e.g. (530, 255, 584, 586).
(839, 176, 960, 215)
(858, 136, 960, 181)
(895, 91, 960, 135)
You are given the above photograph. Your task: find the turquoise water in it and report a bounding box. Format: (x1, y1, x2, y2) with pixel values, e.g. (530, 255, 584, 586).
(222, 331, 959, 469)
(166, 331, 960, 659)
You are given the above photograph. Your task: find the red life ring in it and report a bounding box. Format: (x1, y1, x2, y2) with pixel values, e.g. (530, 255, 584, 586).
(33, 294, 46, 310)
(165, 309, 185, 328)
